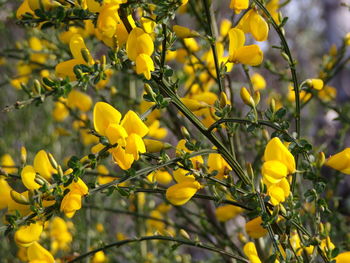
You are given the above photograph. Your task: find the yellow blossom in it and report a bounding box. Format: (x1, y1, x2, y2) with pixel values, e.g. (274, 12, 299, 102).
(173, 25, 199, 38)
(27, 241, 55, 263)
(245, 216, 268, 239)
(228, 28, 263, 66)
(251, 73, 266, 90)
(238, 10, 269, 41)
(243, 242, 262, 263)
(229, 0, 249, 14)
(14, 222, 43, 247)
(166, 181, 202, 206)
(325, 148, 350, 174)
(215, 205, 243, 222)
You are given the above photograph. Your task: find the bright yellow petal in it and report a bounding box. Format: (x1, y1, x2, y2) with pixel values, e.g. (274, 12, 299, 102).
(235, 45, 263, 66)
(27, 242, 55, 263)
(93, 102, 122, 136)
(111, 145, 135, 170)
(228, 28, 245, 57)
(125, 133, 146, 160)
(14, 222, 43, 247)
(33, 150, 56, 180)
(165, 181, 201, 206)
(21, 165, 41, 190)
(249, 11, 269, 41)
(121, 110, 149, 137)
(264, 137, 296, 174)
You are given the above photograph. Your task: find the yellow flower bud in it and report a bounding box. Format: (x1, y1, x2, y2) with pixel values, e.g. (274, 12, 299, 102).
(180, 98, 207, 111)
(251, 73, 266, 90)
(229, 0, 249, 14)
(144, 139, 171, 153)
(243, 242, 262, 263)
(173, 25, 200, 38)
(215, 205, 242, 222)
(306, 78, 324, 90)
(240, 86, 255, 107)
(325, 148, 350, 174)
(165, 181, 202, 206)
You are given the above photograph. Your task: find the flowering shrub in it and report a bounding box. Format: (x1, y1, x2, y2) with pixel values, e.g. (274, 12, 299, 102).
(1, 0, 350, 262)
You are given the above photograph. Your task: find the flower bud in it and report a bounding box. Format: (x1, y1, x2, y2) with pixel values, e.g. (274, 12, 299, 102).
(10, 190, 29, 205)
(47, 153, 58, 170)
(173, 25, 200, 38)
(253, 91, 260, 105)
(81, 48, 93, 64)
(144, 139, 172, 153)
(306, 78, 324, 91)
(181, 126, 190, 140)
(21, 146, 27, 164)
(219, 91, 229, 108)
(240, 87, 255, 108)
(316, 152, 325, 168)
(180, 229, 190, 239)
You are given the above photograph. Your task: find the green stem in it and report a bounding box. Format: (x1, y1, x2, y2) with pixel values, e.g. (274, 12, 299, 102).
(67, 235, 249, 263)
(202, 0, 223, 93)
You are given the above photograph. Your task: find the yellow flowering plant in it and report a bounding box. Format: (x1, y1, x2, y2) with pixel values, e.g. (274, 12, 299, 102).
(0, 0, 350, 262)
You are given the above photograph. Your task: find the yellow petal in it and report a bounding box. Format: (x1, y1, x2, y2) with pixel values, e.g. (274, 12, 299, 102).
(67, 90, 92, 112)
(1, 153, 17, 174)
(21, 165, 41, 190)
(230, 0, 249, 14)
(336, 251, 350, 263)
(215, 205, 242, 222)
(243, 242, 259, 257)
(33, 150, 56, 180)
(262, 160, 288, 183)
(251, 73, 266, 90)
(264, 137, 296, 174)
(55, 58, 83, 80)
(93, 102, 122, 136)
(14, 222, 43, 247)
(249, 11, 269, 42)
(0, 178, 12, 209)
(105, 123, 128, 145)
(111, 145, 135, 170)
(173, 168, 196, 183)
(325, 148, 350, 174)
(125, 133, 146, 160)
(60, 190, 82, 218)
(173, 25, 199, 38)
(126, 27, 154, 61)
(165, 181, 201, 206)
(136, 53, 154, 80)
(268, 185, 286, 205)
(245, 216, 268, 239)
(121, 110, 149, 137)
(235, 45, 263, 66)
(228, 28, 245, 56)
(27, 242, 55, 263)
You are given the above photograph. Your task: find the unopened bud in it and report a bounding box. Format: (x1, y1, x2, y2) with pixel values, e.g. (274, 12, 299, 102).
(253, 91, 260, 105)
(34, 176, 45, 186)
(47, 153, 58, 170)
(144, 139, 172, 153)
(20, 146, 27, 164)
(219, 92, 228, 108)
(279, 204, 287, 215)
(33, 79, 41, 94)
(144, 83, 155, 97)
(101, 55, 106, 70)
(318, 222, 324, 234)
(180, 229, 190, 239)
(270, 98, 276, 113)
(240, 87, 255, 108)
(58, 165, 64, 178)
(306, 78, 324, 91)
(281, 52, 290, 63)
(316, 152, 325, 168)
(181, 98, 207, 111)
(262, 129, 269, 141)
(10, 190, 29, 205)
(173, 25, 200, 38)
(181, 126, 190, 140)
(81, 48, 93, 64)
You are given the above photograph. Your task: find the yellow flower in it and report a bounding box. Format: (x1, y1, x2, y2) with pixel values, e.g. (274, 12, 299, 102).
(147, 120, 167, 140)
(0, 177, 12, 209)
(318, 85, 336, 102)
(238, 10, 269, 42)
(1, 153, 18, 174)
(307, 78, 324, 90)
(264, 177, 290, 205)
(121, 110, 149, 137)
(28, 0, 60, 11)
(243, 242, 262, 263)
(14, 222, 43, 247)
(33, 150, 57, 180)
(27, 241, 55, 263)
(215, 205, 242, 222)
(67, 90, 92, 112)
(240, 86, 255, 107)
(228, 28, 263, 66)
(229, 0, 249, 14)
(266, 0, 281, 24)
(92, 251, 107, 263)
(325, 148, 350, 174)
(126, 27, 154, 79)
(173, 25, 199, 38)
(262, 160, 288, 184)
(220, 19, 232, 38)
(60, 190, 83, 218)
(111, 145, 135, 170)
(21, 165, 42, 190)
(147, 170, 173, 185)
(264, 137, 295, 174)
(208, 150, 232, 180)
(93, 102, 122, 136)
(336, 251, 350, 263)
(53, 100, 69, 122)
(251, 73, 266, 90)
(166, 181, 202, 206)
(55, 34, 93, 80)
(176, 139, 204, 169)
(146, 210, 166, 231)
(16, 0, 34, 19)
(245, 216, 268, 239)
